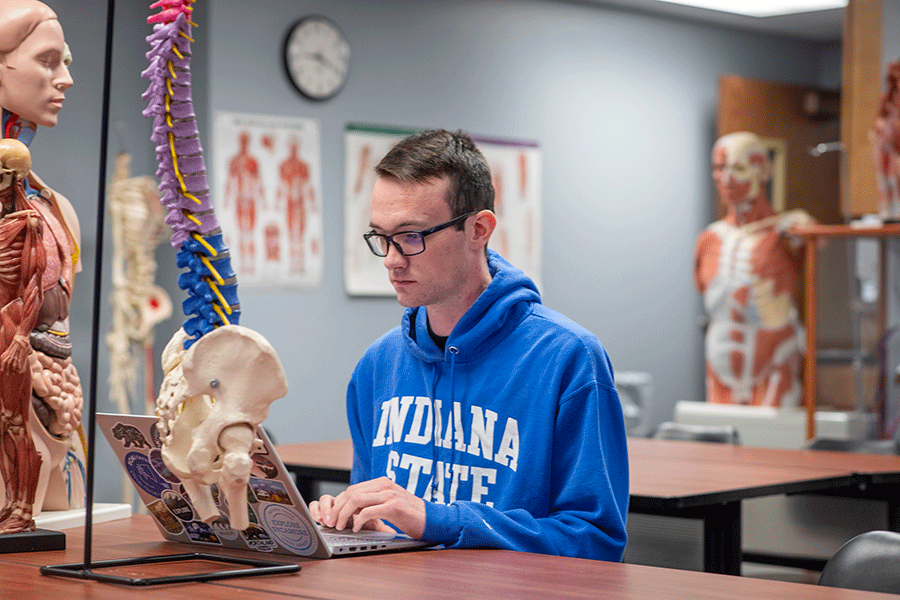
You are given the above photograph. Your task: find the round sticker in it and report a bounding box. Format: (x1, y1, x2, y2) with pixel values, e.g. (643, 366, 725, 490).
(125, 451, 171, 498)
(149, 449, 180, 483)
(162, 489, 195, 522)
(260, 503, 315, 553)
(149, 421, 165, 448)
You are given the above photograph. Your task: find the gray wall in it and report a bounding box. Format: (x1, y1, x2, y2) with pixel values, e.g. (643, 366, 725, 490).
(44, 0, 840, 503)
(208, 0, 840, 448)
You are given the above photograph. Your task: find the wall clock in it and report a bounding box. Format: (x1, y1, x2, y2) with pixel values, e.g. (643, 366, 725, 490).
(282, 16, 350, 101)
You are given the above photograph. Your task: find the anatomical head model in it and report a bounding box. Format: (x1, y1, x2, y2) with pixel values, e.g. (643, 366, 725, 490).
(694, 131, 814, 407)
(0, 0, 85, 534)
(0, 1, 72, 130)
(143, 0, 288, 531)
(710, 131, 773, 225)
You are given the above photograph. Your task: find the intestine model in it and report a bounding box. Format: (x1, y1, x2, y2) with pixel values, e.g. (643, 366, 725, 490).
(141, 0, 287, 530)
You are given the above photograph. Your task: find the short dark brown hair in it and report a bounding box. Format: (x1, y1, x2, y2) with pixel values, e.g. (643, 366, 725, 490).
(375, 129, 494, 229)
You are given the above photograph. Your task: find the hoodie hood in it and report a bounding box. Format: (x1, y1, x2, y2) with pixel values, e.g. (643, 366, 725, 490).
(401, 250, 541, 364)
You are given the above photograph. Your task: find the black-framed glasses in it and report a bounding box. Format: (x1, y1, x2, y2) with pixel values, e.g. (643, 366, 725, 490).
(363, 212, 476, 257)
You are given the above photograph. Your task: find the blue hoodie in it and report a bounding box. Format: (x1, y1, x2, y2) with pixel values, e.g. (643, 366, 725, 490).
(347, 251, 629, 560)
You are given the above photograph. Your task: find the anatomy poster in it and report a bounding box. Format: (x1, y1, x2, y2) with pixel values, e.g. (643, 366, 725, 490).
(344, 124, 542, 296)
(213, 111, 323, 288)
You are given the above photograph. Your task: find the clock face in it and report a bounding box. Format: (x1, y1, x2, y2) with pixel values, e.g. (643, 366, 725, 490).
(283, 16, 350, 101)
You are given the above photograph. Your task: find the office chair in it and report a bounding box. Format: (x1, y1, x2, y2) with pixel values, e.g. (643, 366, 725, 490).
(805, 437, 900, 455)
(818, 530, 900, 593)
(651, 421, 739, 444)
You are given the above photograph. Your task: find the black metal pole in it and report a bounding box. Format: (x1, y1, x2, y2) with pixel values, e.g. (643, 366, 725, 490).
(83, 0, 117, 569)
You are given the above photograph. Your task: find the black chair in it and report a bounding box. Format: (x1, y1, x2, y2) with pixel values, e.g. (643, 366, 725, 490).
(651, 421, 739, 445)
(805, 437, 900, 455)
(818, 530, 900, 593)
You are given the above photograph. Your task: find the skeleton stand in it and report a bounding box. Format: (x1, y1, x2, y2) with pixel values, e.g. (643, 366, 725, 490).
(39, 0, 300, 584)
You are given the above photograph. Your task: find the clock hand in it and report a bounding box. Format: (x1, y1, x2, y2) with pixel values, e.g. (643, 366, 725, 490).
(298, 51, 345, 75)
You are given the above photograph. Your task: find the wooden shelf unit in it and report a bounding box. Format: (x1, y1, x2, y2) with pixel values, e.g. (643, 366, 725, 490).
(794, 223, 900, 439)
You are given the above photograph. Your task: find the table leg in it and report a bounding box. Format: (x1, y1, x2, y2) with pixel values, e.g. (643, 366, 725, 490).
(296, 476, 316, 501)
(703, 502, 742, 576)
(284, 466, 316, 500)
(888, 498, 900, 532)
(803, 235, 818, 440)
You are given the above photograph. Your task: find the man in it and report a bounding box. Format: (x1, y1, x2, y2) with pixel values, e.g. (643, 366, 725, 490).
(694, 131, 813, 407)
(310, 129, 628, 560)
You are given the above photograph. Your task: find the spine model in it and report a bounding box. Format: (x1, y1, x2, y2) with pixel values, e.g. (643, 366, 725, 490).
(139, 1, 289, 533)
(141, 0, 239, 348)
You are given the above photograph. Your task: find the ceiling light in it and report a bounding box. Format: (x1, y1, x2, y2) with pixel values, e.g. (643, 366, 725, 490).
(652, 0, 847, 18)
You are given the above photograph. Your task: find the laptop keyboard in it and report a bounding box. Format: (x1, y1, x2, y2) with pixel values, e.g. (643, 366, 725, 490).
(321, 528, 398, 542)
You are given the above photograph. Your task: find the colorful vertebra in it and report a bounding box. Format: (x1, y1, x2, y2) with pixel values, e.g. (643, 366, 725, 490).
(142, 0, 239, 347)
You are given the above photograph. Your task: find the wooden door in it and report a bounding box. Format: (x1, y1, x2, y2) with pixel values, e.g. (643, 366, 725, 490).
(842, 0, 882, 217)
(717, 74, 843, 225)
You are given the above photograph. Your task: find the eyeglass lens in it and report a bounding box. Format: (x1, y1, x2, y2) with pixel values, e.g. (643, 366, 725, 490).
(369, 232, 425, 257)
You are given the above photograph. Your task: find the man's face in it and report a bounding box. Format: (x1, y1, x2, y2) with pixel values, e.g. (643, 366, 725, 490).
(0, 19, 72, 128)
(369, 175, 471, 311)
(711, 139, 766, 208)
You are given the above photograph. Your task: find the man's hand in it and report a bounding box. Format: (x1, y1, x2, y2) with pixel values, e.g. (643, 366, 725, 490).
(308, 477, 426, 539)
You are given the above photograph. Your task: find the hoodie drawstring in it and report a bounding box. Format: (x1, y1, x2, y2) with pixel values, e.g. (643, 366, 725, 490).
(429, 346, 459, 501)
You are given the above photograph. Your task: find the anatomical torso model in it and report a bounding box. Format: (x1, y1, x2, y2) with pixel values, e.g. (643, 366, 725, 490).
(694, 132, 814, 407)
(0, 0, 86, 534)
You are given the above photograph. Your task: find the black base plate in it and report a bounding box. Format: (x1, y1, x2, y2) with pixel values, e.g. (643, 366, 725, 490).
(0, 528, 65, 553)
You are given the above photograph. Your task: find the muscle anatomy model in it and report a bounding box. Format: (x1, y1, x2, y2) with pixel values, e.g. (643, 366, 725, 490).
(142, 0, 287, 530)
(694, 132, 814, 407)
(872, 59, 900, 222)
(0, 1, 86, 534)
(276, 135, 316, 274)
(224, 131, 262, 275)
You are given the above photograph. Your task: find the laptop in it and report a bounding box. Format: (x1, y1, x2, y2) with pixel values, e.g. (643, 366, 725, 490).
(96, 412, 431, 558)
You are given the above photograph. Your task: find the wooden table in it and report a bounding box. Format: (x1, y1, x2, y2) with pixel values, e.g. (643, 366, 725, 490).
(627, 438, 888, 575)
(277, 438, 900, 576)
(11, 515, 898, 598)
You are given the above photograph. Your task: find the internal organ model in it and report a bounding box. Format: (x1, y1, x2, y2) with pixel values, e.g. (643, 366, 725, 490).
(143, 0, 287, 529)
(0, 138, 84, 533)
(694, 132, 814, 407)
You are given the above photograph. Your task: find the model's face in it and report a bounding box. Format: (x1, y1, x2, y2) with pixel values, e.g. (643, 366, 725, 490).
(369, 175, 471, 311)
(0, 18, 72, 128)
(711, 141, 764, 208)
